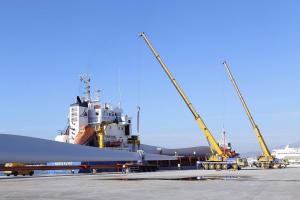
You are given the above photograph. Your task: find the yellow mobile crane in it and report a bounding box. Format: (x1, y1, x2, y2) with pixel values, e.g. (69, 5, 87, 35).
(222, 61, 282, 169)
(140, 32, 245, 170)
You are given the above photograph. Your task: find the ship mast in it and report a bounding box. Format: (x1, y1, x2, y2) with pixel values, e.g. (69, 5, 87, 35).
(80, 74, 91, 102)
(137, 106, 140, 134)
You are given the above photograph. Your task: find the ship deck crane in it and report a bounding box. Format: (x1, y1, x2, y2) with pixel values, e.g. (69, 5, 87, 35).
(140, 32, 245, 170)
(222, 61, 281, 168)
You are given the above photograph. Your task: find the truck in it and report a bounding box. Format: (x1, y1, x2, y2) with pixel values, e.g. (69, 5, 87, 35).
(4, 163, 34, 176)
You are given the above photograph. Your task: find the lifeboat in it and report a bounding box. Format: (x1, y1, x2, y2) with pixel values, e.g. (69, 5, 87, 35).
(74, 125, 95, 145)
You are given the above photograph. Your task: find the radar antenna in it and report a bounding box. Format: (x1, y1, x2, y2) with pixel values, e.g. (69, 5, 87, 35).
(80, 74, 91, 101)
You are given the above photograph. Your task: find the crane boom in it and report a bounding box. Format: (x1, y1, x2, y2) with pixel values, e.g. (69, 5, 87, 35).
(140, 32, 224, 157)
(222, 61, 272, 160)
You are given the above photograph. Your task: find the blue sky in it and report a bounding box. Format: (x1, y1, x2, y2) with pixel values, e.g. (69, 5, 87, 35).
(0, 0, 299, 152)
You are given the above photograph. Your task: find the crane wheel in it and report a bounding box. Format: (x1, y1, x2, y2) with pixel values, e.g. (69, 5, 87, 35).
(265, 163, 271, 169)
(222, 164, 228, 170)
(215, 164, 221, 170)
(203, 163, 209, 170)
(209, 164, 215, 170)
(232, 164, 238, 170)
(272, 163, 279, 169)
(261, 163, 270, 169)
(258, 163, 262, 168)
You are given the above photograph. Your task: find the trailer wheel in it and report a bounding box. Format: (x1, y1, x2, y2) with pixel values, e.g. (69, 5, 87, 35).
(29, 171, 34, 176)
(13, 171, 18, 176)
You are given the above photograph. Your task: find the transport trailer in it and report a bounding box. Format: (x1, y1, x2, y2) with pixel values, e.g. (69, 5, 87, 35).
(116, 163, 158, 173)
(3, 163, 34, 176)
(0, 163, 159, 175)
(0, 164, 120, 176)
(81, 161, 158, 173)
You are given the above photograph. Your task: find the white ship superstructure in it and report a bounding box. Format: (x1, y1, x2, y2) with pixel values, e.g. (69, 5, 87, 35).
(272, 145, 300, 165)
(55, 74, 138, 150)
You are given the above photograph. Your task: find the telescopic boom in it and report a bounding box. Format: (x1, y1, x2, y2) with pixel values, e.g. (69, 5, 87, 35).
(140, 32, 224, 157)
(222, 61, 272, 160)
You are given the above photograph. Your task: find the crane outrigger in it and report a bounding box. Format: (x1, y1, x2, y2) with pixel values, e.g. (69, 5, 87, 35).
(222, 61, 283, 169)
(140, 32, 246, 170)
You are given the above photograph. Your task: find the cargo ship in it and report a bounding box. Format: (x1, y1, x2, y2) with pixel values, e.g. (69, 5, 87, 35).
(54, 74, 210, 172)
(55, 74, 140, 151)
